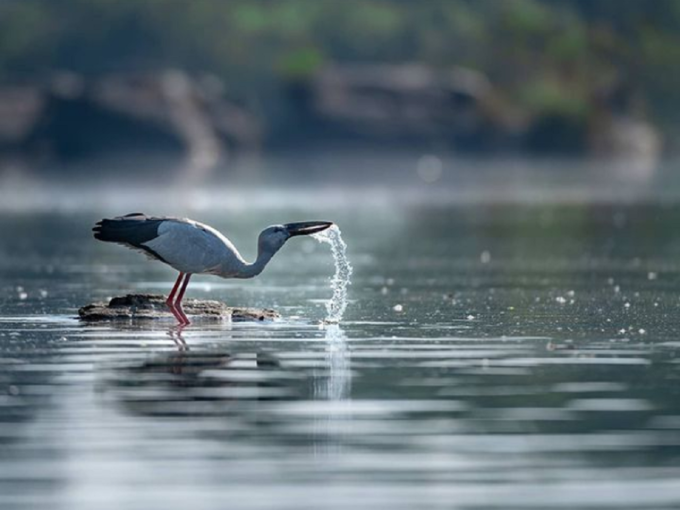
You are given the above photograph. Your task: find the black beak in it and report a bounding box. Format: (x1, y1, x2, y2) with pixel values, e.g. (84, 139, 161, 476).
(284, 221, 333, 237)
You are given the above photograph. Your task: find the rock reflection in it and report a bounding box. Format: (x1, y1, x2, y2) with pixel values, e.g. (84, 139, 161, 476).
(105, 346, 302, 418)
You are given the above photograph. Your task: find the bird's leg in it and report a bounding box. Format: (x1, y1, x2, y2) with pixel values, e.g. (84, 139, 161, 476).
(167, 272, 184, 303)
(174, 273, 192, 325)
(166, 272, 186, 324)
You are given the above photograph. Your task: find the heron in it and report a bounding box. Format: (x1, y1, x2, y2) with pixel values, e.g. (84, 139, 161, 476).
(93, 213, 332, 325)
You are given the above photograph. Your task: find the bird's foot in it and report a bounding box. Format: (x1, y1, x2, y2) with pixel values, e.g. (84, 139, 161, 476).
(176, 304, 191, 326)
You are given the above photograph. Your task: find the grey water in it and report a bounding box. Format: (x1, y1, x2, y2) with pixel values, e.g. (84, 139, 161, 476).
(2, 177, 680, 509)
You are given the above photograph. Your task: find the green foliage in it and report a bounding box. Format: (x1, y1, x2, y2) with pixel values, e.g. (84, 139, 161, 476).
(503, 0, 553, 37)
(520, 78, 589, 119)
(277, 47, 324, 79)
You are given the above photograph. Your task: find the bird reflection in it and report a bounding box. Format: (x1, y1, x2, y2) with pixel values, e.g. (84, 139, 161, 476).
(122, 348, 233, 385)
(167, 325, 189, 351)
(99, 323, 352, 447)
(103, 343, 302, 419)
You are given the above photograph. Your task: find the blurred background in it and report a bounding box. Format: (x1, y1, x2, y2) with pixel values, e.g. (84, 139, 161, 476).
(1, 0, 679, 202)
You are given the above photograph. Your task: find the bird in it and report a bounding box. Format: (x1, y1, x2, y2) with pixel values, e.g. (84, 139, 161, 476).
(93, 213, 332, 325)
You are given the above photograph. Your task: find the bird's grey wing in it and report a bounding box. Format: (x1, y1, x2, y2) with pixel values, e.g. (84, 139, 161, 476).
(141, 220, 235, 274)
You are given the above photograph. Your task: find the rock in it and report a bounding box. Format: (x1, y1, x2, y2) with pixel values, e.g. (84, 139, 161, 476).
(78, 294, 280, 323)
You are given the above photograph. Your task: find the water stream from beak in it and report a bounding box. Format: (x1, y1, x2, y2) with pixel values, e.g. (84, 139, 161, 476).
(312, 224, 353, 419)
(311, 224, 353, 323)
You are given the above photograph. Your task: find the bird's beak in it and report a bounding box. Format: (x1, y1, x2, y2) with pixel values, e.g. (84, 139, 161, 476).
(284, 221, 333, 237)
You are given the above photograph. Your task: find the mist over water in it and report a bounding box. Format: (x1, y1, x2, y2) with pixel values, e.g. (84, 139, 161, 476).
(3, 154, 680, 214)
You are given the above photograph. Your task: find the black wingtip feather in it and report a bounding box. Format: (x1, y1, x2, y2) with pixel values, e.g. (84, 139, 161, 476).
(92, 214, 162, 244)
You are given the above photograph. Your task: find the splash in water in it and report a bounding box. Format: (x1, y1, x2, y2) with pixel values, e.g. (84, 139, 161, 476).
(311, 224, 353, 323)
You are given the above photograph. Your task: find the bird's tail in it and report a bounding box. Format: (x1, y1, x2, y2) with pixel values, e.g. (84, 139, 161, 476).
(92, 213, 158, 244)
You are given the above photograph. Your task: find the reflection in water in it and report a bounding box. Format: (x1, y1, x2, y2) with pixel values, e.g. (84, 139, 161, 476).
(105, 346, 300, 418)
(318, 324, 351, 402)
(124, 349, 233, 380)
(167, 326, 189, 351)
(313, 324, 352, 457)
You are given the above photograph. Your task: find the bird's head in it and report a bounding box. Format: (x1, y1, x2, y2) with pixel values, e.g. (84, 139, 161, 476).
(258, 221, 333, 254)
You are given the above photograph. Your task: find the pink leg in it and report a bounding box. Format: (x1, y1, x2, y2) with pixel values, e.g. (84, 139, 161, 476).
(166, 273, 186, 324)
(174, 273, 192, 325)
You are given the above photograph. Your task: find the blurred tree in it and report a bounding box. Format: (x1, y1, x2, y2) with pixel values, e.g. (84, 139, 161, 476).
(0, 0, 679, 148)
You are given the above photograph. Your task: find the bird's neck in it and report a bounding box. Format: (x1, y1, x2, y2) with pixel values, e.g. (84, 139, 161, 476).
(238, 246, 276, 278)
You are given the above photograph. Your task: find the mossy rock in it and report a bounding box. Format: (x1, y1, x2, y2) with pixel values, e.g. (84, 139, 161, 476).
(78, 294, 280, 322)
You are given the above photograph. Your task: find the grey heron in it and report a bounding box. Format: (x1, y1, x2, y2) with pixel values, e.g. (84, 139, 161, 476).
(93, 213, 332, 325)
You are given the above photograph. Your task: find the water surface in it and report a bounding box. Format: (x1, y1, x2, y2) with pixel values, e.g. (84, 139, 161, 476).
(2, 195, 680, 509)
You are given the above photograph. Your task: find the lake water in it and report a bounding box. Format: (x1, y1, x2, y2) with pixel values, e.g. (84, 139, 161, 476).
(2, 171, 680, 509)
